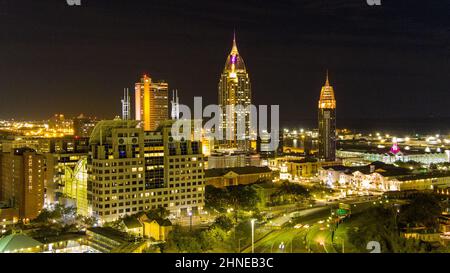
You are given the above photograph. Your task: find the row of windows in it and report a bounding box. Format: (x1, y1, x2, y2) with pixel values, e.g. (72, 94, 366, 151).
(92, 181, 142, 188)
(92, 160, 143, 167)
(169, 176, 203, 182)
(94, 193, 203, 206)
(96, 199, 202, 216)
(169, 157, 202, 163)
(95, 174, 142, 181)
(169, 163, 201, 168)
(93, 187, 201, 197)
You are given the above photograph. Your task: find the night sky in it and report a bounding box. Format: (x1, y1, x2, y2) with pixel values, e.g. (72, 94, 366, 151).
(0, 0, 449, 128)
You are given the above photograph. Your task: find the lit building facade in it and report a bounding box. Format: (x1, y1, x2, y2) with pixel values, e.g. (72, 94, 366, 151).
(134, 75, 169, 131)
(61, 156, 90, 216)
(87, 120, 204, 222)
(318, 72, 336, 161)
(0, 148, 45, 221)
(336, 149, 449, 165)
(319, 163, 450, 192)
(218, 34, 252, 151)
(73, 114, 96, 138)
(207, 152, 260, 169)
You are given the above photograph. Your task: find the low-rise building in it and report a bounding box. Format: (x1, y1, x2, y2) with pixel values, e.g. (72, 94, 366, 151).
(319, 161, 450, 192)
(207, 152, 261, 169)
(205, 166, 272, 188)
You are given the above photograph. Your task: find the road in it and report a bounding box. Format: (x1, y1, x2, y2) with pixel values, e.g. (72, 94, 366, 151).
(243, 196, 378, 253)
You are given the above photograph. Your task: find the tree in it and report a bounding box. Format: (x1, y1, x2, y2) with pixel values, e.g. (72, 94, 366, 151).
(167, 226, 202, 253)
(146, 207, 170, 221)
(399, 193, 442, 230)
(205, 184, 260, 221)
(213, 215, 234, 231)
(270, 181, 310, 205)
(199, 226, 229, 252)
(205, 185, 229, 213)
(227, 185, 260, 221)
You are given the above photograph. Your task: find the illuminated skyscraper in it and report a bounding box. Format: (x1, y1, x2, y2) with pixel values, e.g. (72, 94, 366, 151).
(218, 33, 252, 151)
(171, 89, 180, 120)
(318, 71, 336, 161)
(121, 88, 131, 121)
(135, 75, 169, 131)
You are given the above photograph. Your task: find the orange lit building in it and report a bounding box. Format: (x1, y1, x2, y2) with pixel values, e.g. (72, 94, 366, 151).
(135, 75, 169, 131)
(0, 148, 45, 221)
(318, 71, 337, 161)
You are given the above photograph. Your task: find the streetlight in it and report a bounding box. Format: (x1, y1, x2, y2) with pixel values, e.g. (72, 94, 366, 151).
(251, 219, 256, 253)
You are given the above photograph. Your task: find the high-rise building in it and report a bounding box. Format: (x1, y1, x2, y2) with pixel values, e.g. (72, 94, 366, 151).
(87, 120, 204, 222)
(218, 33, 252, 151)
(0, 148, 45, 221)
(318, 71, 337, 161)
(121, 88, 131, 121)
(134, 75, 169, 131)
(171, 89, 180, 120)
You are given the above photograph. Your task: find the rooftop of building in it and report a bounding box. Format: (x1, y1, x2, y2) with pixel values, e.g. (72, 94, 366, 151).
(287, 157, 318, 164)
(205, 166, 272, 178)
(322, 161, 411, 177)
(123, 217, 143, 229)
(0, 232, 43, 253)
(396, 171, 450, 181)
(89, 120, 139, 144)
(35, 233, 86, 244)
(110, 240, 147, 253)
(86, 227, 131, 243)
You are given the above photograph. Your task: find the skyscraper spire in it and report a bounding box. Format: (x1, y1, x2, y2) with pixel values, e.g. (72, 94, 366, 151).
(231, 31, 238, 54)
(325, 70, 330, 86)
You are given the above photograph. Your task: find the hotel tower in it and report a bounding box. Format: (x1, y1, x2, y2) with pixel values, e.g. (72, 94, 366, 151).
(318, 71, 336, 161)
(218, 33, 252, 151)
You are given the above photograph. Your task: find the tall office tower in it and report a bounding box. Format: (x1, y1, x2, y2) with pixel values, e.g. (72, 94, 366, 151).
(87, 120, 204, 222)
(134, 75, 169, 131)
(0, 148, 44, 221)
(318, 71, 337, 161)
(73, 114, 96, 138)
(121, 88, 131, 121)
(218, 33, 252, 151)
(171, 89, 180, 120)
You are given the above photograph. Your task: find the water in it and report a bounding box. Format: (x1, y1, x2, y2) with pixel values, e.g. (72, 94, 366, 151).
(282, 117, 450, 136)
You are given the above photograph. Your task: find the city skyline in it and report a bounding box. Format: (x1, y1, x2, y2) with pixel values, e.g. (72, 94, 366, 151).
(1, 0, 450, 122)
(1, 0, 450, 257)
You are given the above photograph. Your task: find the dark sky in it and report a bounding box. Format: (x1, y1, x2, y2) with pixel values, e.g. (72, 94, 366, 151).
(0, 0, 449, 127)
